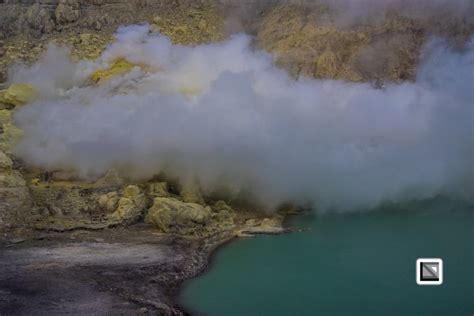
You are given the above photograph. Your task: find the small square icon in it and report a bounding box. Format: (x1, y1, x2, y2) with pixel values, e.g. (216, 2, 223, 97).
(417, 258, 443, 285)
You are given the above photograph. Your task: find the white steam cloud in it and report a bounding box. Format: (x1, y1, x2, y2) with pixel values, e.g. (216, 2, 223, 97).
(9, 25, 474, 211)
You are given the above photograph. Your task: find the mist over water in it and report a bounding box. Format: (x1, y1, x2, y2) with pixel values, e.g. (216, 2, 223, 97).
(9, 25, 474, 210)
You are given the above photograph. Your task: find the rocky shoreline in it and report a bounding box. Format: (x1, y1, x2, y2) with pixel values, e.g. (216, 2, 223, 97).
(0, 219, 288, 315)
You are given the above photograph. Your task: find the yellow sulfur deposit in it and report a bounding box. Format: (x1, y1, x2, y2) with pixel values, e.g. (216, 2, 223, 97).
(0, 110, 23, 154)
(90, 58, 136, 83)
(0, 83, 36, 108)
(178, 85, 204, 98)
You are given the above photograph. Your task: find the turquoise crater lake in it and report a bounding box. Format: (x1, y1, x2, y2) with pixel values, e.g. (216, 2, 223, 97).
(180, 199, 474, 316)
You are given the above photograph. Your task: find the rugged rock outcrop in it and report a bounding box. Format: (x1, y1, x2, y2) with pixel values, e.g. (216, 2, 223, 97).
(0, 150, 33, 232)
(0, 83, 36, 108)
(0, 81, 254, 237)
(31, 181, 149, 231)
(254, 4, 440, 82)
(146, 197, 238, 236)
(180, 184, 206, 205)
(1, 1, 473, 84)
(108, 185, 147, 222)
(55, 0, 81, 25)
(147, 181, 170, 198)
(97, 191, 120, 213)
(25, 3, 55, 34)
(147, 197, 216, 236)
(0, 0, 224, 83)
(239, 217, 287, 235)
(0, 109, 22, 155)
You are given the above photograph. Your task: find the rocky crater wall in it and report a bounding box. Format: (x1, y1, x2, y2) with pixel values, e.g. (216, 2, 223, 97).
(1, 0, 473, 83)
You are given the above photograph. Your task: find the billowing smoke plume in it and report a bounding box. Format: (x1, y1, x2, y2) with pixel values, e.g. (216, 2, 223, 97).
(9, 25, 474, 210)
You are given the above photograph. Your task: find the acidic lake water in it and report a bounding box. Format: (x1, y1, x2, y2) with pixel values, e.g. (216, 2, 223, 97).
(180, 199, 473, 316)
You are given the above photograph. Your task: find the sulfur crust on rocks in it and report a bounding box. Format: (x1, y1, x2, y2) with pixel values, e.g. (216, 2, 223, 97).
(31, 182, 147, 231)
(180, 184, 206, 205)
(0, 83, 36, 108)
(147, 182, 170, 198)
(31, 182, 143, 232)
(98, 192, 120, 213)
(146, 197, 209, 234)
(30, 180, 103, 219)
(108, 185, 148, 222)
(0, 99, 283, 237)
(146, 197, 235, 237)
(29, 176, 272, 237)
(0, 109, 23, 155)
(0, 150, 33, 232)
(90, 58, 137, 83)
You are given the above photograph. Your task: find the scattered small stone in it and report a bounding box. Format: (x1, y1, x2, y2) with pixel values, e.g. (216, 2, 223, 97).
(8, 238, 26, 244)
(35, 234, 49, 240)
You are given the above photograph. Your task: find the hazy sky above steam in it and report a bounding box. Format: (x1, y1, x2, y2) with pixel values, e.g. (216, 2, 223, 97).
(9, 25, 474, 211)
